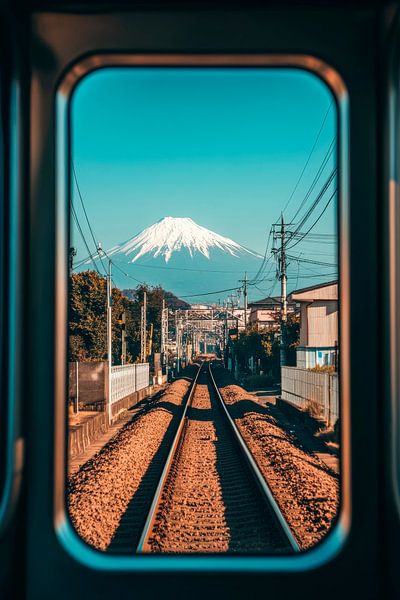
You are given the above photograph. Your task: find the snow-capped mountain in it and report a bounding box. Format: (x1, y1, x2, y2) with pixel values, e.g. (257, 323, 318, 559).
(86, 217, 263, 300)
(108, 216, 261, 263)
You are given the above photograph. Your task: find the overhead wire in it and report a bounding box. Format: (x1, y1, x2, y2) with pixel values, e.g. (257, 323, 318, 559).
(288, 169, 337, 241)
(281, 101, 333, 216)
(72, 162, 107, 276)
(71, 205, 101, 276)
(289, 138, 336, 224)
(286, 187, 337, 250)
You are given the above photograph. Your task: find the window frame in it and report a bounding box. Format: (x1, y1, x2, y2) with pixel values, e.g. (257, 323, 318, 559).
(55, 53, 350, 572)
(0, 64, 24, 537)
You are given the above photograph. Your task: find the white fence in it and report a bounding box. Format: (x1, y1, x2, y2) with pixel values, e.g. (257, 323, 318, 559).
(110, 363, 150, 405)
(281, 366, 339, 427)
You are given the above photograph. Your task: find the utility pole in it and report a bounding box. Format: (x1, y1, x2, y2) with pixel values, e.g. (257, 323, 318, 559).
(106, 258, 112, 424)
(175, 310, 181, 373)
(239, 272, 248, 329)
(140, 290, 147, 363)
(161, 299, 169, 375)
(119, 310, 126, 365)
(279, 214, 287, 367)
(97, 242, 112, 424)
(271, 216, 292, 368)
(148, 322, 153, 357)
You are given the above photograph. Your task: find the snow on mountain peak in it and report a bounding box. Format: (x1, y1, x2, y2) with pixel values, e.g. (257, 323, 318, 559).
(108, 216, 260, 263)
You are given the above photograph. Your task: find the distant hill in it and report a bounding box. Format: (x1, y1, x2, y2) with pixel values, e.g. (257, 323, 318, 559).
(122, 287, 191, 310)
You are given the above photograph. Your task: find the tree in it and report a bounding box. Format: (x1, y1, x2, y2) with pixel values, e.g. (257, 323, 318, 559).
(69, 272, 176, 364)
(69, 271, 140, 363)
(231, 311, 300, 381)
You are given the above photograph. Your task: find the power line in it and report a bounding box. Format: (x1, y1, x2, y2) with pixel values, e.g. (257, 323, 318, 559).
(289, 137, 336, 224)
(286, 253, 337, 268)
(180, 285, 242, 299)
(281, 102, 333, 216)
(71, 205, 101, 276)
(116, 261, 260, 275)
(249, 230, 272, 284)
(101, 249, 147, 285)
(287, 187, 337, 250)
(287, 170, 337, 243)
(72, 163, 107, 276)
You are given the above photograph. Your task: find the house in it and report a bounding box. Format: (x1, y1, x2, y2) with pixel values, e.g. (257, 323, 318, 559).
(248, 296, 296, 330)
(288, 280, 338, 369)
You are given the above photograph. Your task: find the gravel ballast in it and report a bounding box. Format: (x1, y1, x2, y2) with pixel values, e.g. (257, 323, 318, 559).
(68, 377, 191, 551)
(213, 367, 340, 550)
(148, 379, 231, 553)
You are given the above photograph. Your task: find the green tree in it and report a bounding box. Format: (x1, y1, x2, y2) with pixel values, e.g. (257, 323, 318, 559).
(232, 311, 300, 381)
(69, 272, 174, 364)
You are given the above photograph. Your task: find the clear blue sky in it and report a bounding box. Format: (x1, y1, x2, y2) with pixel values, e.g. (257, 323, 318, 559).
(71, 67, 337, 296)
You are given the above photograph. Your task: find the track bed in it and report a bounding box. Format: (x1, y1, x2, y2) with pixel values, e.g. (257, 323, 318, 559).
(140, 366, 295, 553)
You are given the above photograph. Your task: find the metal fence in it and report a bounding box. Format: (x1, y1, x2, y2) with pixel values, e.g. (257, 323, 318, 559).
(281, 366, 339, 427)
(110, 363, 149, 405)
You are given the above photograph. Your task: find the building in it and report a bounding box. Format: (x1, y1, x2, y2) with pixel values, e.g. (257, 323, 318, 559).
(248, 296, 296, 330)
(288, 280, 338, 369)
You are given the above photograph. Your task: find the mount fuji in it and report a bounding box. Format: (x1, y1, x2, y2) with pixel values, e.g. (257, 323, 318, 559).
(101, 217, 263, 300)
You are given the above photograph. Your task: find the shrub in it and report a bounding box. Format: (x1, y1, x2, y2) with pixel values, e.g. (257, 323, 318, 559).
(308, 364, 336, 373)
(243, 373, 275, 389)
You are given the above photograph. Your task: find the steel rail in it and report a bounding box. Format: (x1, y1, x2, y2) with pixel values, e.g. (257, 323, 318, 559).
(208, 362, 301, 552)
(136, 362, 203, 553)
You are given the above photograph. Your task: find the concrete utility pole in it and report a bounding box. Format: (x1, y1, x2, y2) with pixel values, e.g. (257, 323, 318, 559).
(97, 242, 113, 424)
(140, 290, 147, 363)
(279, 214, 288, 367)
(239, 272, 248, 329)
(106, 258, 112, 424)
(175, 311, 180, 373)
(119, 310, 126, 365)
(161, 299, 169, 374)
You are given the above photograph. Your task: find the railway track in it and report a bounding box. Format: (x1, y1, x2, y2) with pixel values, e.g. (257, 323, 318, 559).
(137, 361, 300, 554)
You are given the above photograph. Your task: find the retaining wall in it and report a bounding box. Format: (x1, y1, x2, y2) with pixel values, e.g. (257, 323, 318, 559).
(69, 384, 154, 459)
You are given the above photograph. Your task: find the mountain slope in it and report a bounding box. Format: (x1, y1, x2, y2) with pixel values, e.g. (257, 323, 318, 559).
(108, 216, 261, 263)
(82, 216, 263, 300)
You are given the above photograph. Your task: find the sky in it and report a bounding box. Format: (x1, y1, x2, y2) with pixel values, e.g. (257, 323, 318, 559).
(71, 67, 337, 298)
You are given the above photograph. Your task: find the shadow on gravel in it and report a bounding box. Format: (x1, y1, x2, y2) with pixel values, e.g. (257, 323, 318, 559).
(214, 392, 339, 480)
(224, 398, 269, 419)
(107, 399, 186, 553)
(267, 404, 339, 478)
(208, 384, 290, 554)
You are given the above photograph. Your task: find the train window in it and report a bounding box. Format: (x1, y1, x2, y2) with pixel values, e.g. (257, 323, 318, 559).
(63, 62, 343, 560)
(0, 79, 4, 509)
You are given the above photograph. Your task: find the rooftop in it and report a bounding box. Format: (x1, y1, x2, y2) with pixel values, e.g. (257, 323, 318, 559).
(248, 296, 296, 308)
